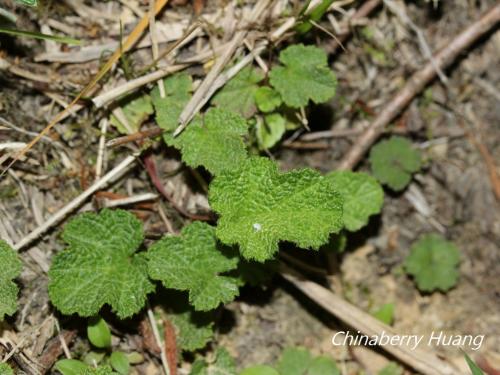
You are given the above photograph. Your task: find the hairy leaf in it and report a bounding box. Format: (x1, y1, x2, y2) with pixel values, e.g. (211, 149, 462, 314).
(212, 66, 264, 118)
(327, 171, 383, 231)
(0, 363, 14, 375)
(404, 234, 460, 292)
(164, 108, 249, 175)
(255, 86, 282, 113)
(152, 73, 192, 131)
(369, 136, 421, 191)
(190, 348, 236, 375)
(209, 157, 343, 261)
(0, 240, 22, 320)
(269, 44, 337, 108)
(48, 209, 154, 319)
(166, 292, 215, 351)
(148, 222, 239, 311)
(82, 366, 118, 375)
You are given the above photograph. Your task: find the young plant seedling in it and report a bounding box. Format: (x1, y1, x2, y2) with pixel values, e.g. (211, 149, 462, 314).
(0, 240, 22, 320)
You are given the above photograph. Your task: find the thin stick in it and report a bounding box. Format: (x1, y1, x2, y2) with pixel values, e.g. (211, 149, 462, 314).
(281, 266, 462, 375)
(174, 0, 272, 135)
(1, 0, 169, 177)
(13, 155, 138, 251)
(95, 118, 108, 180)
(93, 64, 187, 108)
(104, 193, 159, 208)
(337, 3, 500, 170)
(107, 127, 164, 148)
(147, 307, 170, 375)
(149, 0, 166, 98)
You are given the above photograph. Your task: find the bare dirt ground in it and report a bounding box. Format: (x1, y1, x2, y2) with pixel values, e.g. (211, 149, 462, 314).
(0, 0, 499, 374)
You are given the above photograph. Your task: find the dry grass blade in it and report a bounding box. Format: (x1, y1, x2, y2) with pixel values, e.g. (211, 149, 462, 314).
(0, 0, 170, 178)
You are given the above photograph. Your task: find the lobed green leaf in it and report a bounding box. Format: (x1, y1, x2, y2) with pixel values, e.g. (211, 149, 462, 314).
(0, 240, 22, 320)
(48, 209, 154, 319)
(209, 157, 343, 261)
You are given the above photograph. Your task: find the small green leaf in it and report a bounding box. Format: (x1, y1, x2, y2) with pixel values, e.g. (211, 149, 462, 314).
(239, 365, 279, 375)
(277, 347, 312, 375)
(110, 94, 153, 134)
(369, 136, 421, 191)
(190, 348, 236, 375)
(164, 108, 249, 175)
(87, 317, 111, 349)
(152, 73, 192, 131)
(0, 240, 22, 320)
(83, 351, 106, 366)
(110, 352, 130, 375)
(48, 209, 154, 319)
(82, 366, 119, 375)
(209, 157, 343, 261)
(15, 0, 37, 6)
(464, 353, 484, 375)
(269, 44, 337, 108)
(212, 66, 264, 118)
(0, 363, 14, 375)
(166, 292, 215, 351)
(54, 359, 88, 375)
(327, 171, 384, 231)
(372, 303, 395, 326)
(404, 234, 460, 292)
(256, 113, 286, 150)
(148, 222, 240, 311)
(296, 0, 335, 34)
(307, 356, 340, 375)
(255, 87, 282, 113)
(377, 362, 403, 375)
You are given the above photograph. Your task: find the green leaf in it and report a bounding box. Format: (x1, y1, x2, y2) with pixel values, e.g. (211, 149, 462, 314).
(276, 347, 312, 375)
(148, 222, 240, 311)
(110, 352, 130, 375)
(190, 348, 237, 375)
(152, 73, 192, 131)
(269, 44, 337, 108)
(256, 113, 286, 150)
(87, 317, 111, 349)
(307, 356, 340, 375)
(0, 363, 14, 375)
(209, 157, 343, 261)
(277, 348, 339, 375)
(326, 171, 383, 231)
(83, 351, 106, 366)
(110, 94, 154, 134)
(164, 108, 249, 175)
(15, 0, 37, 6)
(0, 27, 81, 45)
(372, 303, 395, 325)
(464, 353, 484, 375)
(54, 359, 88, 375)
(239, 366, 279, 375)
(377, 362, 403, 375)
(369, 136, 421, 191)
(296, 0, 335, 34)
(404, 234, 460, 292)
(167, 292, 215, 351)
(0, 240, 22, 320)
(48, 209, 154, 319)
(212, 66, 264, 118)
(255, 87, 282, 113)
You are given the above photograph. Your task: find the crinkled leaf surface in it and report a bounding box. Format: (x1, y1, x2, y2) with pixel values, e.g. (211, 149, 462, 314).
(269, 44, 337, 108)
(148, 222, 240, 311)
(82, 366, 118, 375)
(327, 171, 383, 231)
(209, 157, 343, 261)
(48, 209, 154, 319)
(0, 363, 14, 375)
(369, 136, 421, 191)
(110, 93, 153, 134)
(166, 292, 215, 351)
(404, 234, 460, 292)
(0, 240, 22, 320)
(164, 108, 249, 175)
(152, 73, 192, 131)
(255, 86, 282, 113)
(212, 66, 264, 118)
(190, 348, 236, 375)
